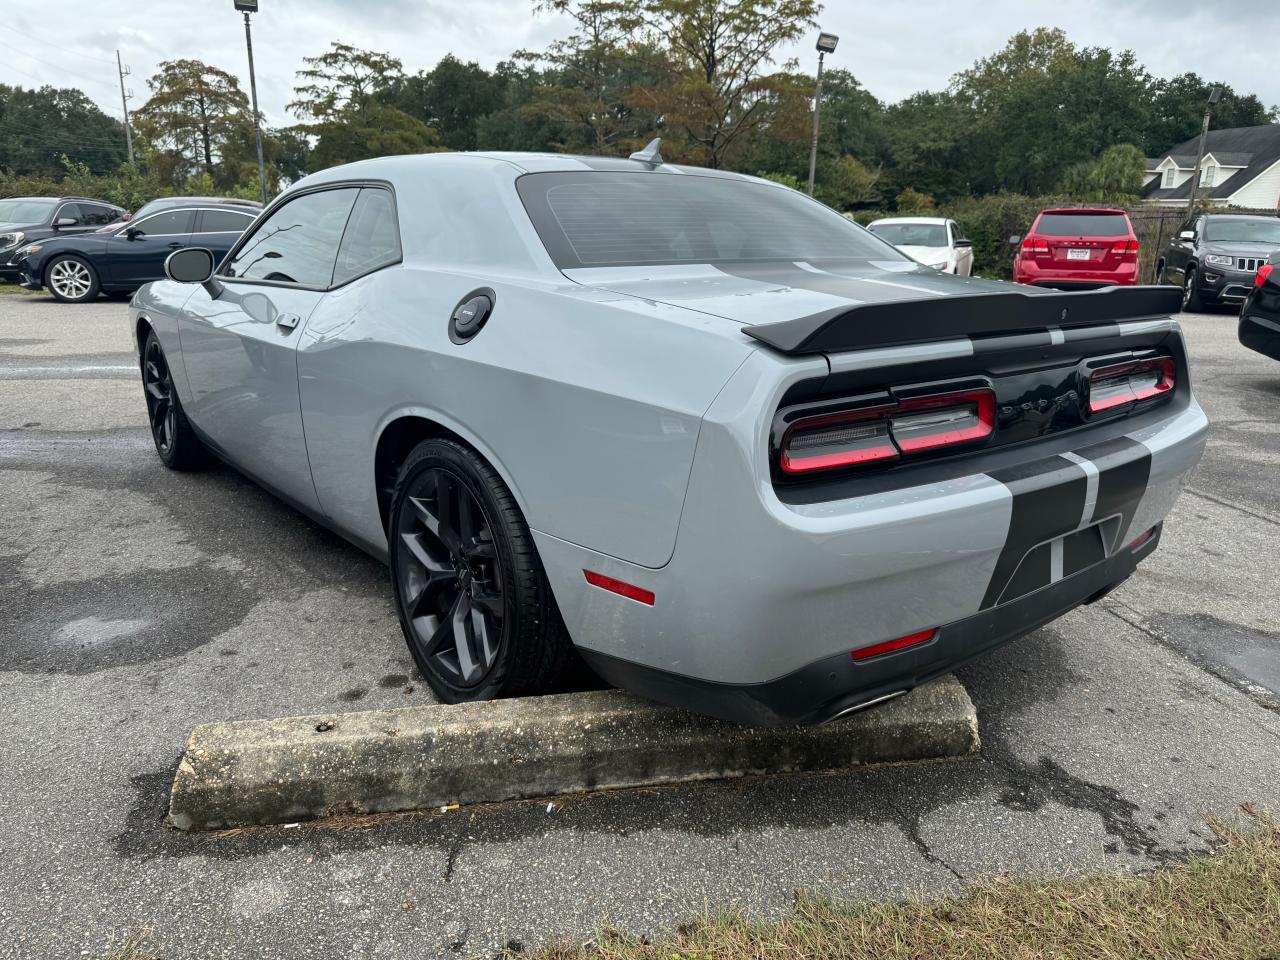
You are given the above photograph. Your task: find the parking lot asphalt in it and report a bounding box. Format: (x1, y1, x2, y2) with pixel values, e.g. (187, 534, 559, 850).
(2, 291, 1278, 959)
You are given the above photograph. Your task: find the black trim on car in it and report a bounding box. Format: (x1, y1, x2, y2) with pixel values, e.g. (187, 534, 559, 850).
(743, 286, 1183, 355)
(579, 524, 1160, 726)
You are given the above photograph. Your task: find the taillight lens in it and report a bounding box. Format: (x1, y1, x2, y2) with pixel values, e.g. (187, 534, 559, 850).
(1020, 236, 1049, 259)
(780, 389, 995, 475)
(1111, 239, 1139, 258)
(1087, 357, 1175, 415)
(1257, 263, 1274, 288)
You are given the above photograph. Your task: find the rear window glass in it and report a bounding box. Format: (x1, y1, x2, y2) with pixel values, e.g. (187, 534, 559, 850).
(517, 172, 900, 268)
(1035, 213, 1131, 237)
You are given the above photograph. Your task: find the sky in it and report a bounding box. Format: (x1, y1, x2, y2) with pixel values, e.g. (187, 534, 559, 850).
(3, 0, 1277, 134)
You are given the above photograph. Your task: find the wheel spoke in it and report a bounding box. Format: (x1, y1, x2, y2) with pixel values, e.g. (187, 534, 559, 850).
(450, 595, 479, 682)
(144, 379, 168, 401)
(398, 532, 457, 616)
(150, 396, 169, 432)
(470, 587, 503, 618)
(471, 605, 497, 671)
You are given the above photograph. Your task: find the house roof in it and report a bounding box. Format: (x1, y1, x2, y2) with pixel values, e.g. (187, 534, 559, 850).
(1141, 124, 1280, 201)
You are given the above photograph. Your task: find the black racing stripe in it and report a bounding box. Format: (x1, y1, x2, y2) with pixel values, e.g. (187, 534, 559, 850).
(982, 456, 1088, 609)
(714, 261, 870, 304)
(1063, 323, 1121, 342)
(1076, 435, 1152, 551)
(1063, 524, 1106, 576)
(971, 331, 1053, 353)
(999, 542, 1052, 605)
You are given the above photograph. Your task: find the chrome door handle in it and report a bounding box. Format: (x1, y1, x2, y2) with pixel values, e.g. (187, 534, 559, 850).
(276, 313, 300, 331)
(167, 242, 184, 249)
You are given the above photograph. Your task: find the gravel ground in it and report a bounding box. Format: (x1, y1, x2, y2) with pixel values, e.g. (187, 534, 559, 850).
(1, 292, 1277, 960)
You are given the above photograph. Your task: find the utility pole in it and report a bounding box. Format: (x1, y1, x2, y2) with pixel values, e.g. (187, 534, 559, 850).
(807, 32, 839, 197)
(235, 0, 269, 205)
(1186, 86, 1223, 220)
(116, 50, 134, 164)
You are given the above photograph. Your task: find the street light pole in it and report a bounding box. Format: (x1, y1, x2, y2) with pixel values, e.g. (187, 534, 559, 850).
(1186, 86, 1223, 220)
(807, 32, 839, 197)
(235, 0, 268, 205)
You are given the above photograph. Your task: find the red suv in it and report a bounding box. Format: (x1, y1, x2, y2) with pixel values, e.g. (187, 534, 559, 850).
(1013, 208, 1140, 289)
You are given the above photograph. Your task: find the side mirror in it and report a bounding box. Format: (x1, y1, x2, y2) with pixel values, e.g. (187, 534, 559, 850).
(1008, 234, 1022, 246)
(125, 227, 143, 241)
(954, 237, 972, 248)
(1179, 230, 1195, 240)
(54, 217, 77, 229)
(165, 247, 224, 299)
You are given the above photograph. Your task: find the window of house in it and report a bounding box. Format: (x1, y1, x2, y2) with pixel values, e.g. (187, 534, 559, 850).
(1163, 168, 1176, 188)
(1201, 164, 1216, 187)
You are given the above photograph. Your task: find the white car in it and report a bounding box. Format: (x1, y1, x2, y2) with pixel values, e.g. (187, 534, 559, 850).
(867, 216, 974, 277)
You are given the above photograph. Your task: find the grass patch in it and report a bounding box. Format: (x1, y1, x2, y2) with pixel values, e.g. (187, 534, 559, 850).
(104, 928, 160, 960)
(533, 813, 1280, 960)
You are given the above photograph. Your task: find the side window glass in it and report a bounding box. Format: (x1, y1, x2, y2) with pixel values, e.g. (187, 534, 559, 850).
(82, 204, 118, 226)
(198, 209, 256, 234)
(224, 188, 358, 287)
(332, 188, 401, 285)
(131, 210, 195, 236)
(57, 203, 85, 226)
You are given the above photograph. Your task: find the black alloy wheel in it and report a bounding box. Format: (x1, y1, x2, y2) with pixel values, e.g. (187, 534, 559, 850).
(1182, 267, 1204, 312)
(388, 438, 579, 703)
(140, 330, 208, 470)
(143, 337, 179, 456)
(395, 466, 506, 689)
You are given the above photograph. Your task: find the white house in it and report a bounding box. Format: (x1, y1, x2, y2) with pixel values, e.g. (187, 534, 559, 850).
(1141, 124, 1280, 209)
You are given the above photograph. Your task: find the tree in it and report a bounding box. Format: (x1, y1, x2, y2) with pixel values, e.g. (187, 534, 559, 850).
(288, 43, 440, 170)
(384, 56, 506, 151)
(629, 0, 820, 168)
(1147, 74, 1277, 150)
(132, 60, 252, 186)
(517, 1, 664, 154)
(0, 84, 127, 177)
(882, 91, 976, 201)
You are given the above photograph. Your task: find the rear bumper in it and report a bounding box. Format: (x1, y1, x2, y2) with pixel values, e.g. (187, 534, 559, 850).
(1013, 261, 1139, 288)
(582, 526, 1159, 725)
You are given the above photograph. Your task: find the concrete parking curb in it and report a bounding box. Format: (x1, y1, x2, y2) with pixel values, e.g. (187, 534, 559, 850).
(168, 676, 980, 831)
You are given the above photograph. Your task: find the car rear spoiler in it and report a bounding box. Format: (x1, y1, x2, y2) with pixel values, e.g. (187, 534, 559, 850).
(741, 285, 1183, 355)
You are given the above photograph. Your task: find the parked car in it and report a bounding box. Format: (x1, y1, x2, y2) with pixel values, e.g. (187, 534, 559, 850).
(866, 217, 974, 276)
(15, 203, 258, 303)
(108, 195, 262, 229)
(1012, 208, 1140, 290)
(1238, 250, 1280, 361)
(0, 196, 125, 283)
(131, 148, 1207, 725)
(1157, 214, 1280, 312)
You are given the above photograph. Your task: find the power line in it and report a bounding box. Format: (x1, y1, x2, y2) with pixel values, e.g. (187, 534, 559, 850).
(1, 24, 117, 66)
(0, 38, 122, 96)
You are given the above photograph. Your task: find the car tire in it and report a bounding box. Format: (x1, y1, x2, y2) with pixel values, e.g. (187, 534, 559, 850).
(389, 438, 578, 704)
(1182, 266, 1204, 312)
(141, 330, 209, 470)
(45, 254, 101, 303)
(1154, 258, 1166, 284)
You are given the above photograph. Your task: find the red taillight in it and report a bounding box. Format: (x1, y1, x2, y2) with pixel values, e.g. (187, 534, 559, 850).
(852, 628, 937, 662)
(1111, 238, 1139, 258)
(583, 570, 655, 606)
(1020, 236, 1049, 259)
(1257, 263, 1274, 288)
(1129, 526, 1157, 551)
(780, 389, 995, 475)
(1087, 357, 1175, 415)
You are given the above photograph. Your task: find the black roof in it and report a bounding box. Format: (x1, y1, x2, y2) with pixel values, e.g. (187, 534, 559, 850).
(1142, 125, 1280, 202)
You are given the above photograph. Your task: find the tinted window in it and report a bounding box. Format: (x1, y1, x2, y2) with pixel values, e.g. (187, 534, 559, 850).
(56, 203, 88, 226)
(224, 188, 358, 287)
(1035, 213, 1131, 237)
(869, 223, 948, 247)
(80, 204, 120, 226)
(0, 198, 56, 222)
(518, 172, 899, 268)
(198, 209, 256, 234)
(1203, 218, 1280, 244)
(333, 188, 400, 285)
(130, 209, 195, 236)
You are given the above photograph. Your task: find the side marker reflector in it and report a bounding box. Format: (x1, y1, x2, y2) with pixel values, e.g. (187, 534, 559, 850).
(583, 570, 655, 606)
(1129, 527, 1157, 551)
(851, 628, 937, 662)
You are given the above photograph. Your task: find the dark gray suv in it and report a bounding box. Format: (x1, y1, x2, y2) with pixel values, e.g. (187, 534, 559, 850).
(1157, 213, 1280, 311)
(0, 197, 126, 282)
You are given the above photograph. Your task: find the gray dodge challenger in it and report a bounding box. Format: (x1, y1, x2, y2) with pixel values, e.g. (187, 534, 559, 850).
(130, 146, 1208, 725)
